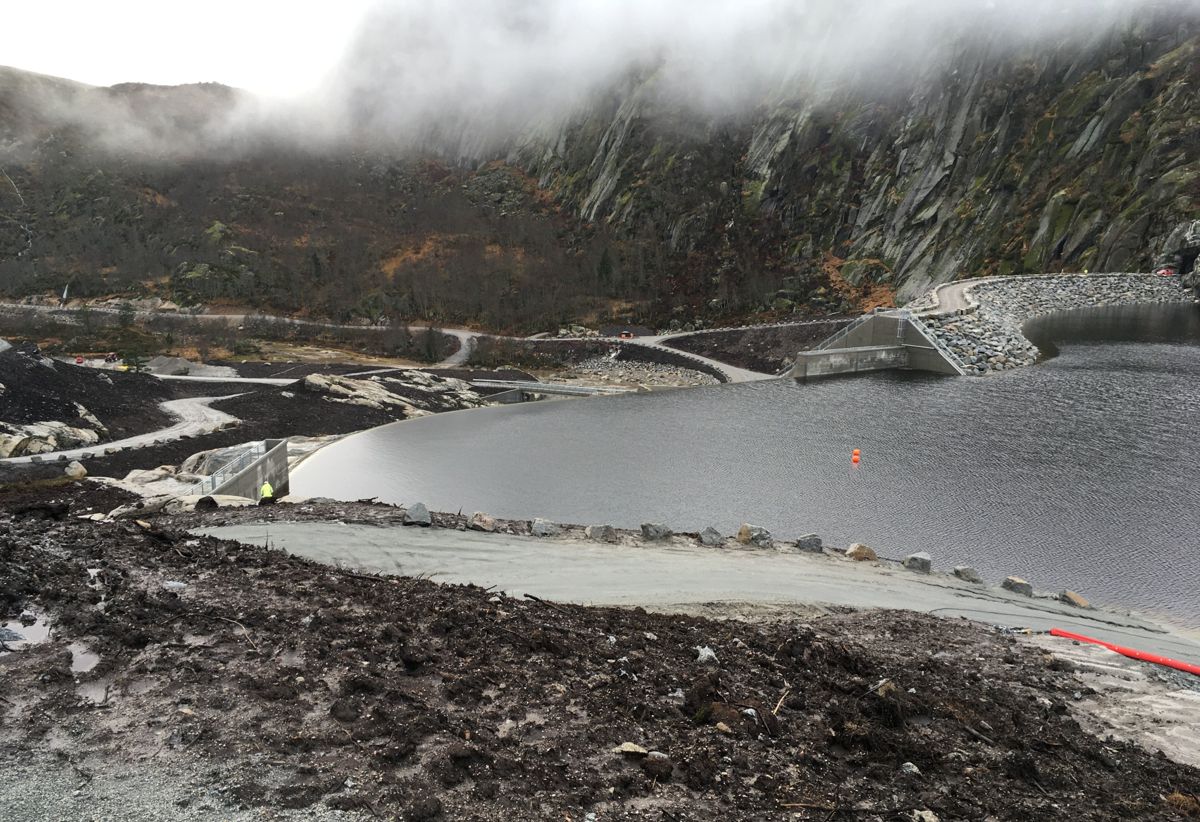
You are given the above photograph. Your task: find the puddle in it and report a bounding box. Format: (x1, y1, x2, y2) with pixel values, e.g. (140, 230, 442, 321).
(278, 649, 305, 666)
(1, 612, 51, 651)
(69, 642, 100, 673)
(76, 677, 113, 704)
(125, 676, 156, 695)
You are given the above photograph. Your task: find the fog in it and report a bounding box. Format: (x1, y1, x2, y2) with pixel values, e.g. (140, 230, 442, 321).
(306, 0, 1193, 149)
(3, 0, 1198, 158)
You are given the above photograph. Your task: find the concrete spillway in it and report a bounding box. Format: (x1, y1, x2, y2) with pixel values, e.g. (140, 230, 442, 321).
(791, 310, 966, 380)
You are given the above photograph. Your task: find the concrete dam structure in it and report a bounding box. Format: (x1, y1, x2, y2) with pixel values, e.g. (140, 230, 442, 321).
(189, 439, 290, 501)
(791, 310, 967, 381)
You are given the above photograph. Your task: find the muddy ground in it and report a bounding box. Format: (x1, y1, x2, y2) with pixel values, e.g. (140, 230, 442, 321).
(2, 481, 1198, 821)
(0, 343, 171, 436)
(665, 322, 851, 374)
(1, 362, 531, 486)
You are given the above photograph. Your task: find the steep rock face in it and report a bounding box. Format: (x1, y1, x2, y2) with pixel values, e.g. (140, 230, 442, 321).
(518, 12, 1200, 303)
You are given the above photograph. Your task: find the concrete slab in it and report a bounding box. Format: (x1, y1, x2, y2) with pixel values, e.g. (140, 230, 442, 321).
(197, 521, 1200, 667)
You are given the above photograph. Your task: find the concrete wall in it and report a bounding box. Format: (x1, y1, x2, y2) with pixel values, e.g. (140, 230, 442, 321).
(795, 312, 965, 379)
(792, 345, 909, 381)
(211, 439, 290, 501)
(897, 320, 967, 375)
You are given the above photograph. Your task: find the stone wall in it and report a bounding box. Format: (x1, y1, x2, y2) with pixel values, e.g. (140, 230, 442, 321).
(917, 274, 1191, 374)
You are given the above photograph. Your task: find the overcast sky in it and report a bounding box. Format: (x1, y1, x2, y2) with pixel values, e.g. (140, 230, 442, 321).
(5, 1, 375, 97)
(8, 0, 1192, 103)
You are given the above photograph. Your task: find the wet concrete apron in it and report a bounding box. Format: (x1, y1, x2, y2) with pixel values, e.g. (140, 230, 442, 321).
(198, 522, 1200, 667)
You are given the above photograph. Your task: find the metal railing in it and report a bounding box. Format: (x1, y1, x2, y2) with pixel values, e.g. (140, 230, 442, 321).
(813, 312, 876, 351)
(188, 442, 266, 496)
(898, 310, 970, 374)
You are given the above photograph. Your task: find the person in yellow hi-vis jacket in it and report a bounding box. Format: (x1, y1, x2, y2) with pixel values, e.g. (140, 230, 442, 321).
(258, 480, 275, 506)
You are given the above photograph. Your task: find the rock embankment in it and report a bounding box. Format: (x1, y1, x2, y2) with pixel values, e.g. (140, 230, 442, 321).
(560, 356, 720, 387)
(917, 274, 1190, 374)
(298, 371, 486, 416)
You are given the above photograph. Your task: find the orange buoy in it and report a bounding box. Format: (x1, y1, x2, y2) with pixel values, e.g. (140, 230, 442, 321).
(852, 449, 861, 457)
(851, 454, 861, 465)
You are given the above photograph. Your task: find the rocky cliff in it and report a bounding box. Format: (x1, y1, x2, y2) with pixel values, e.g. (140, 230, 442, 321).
(516, 8, 1200, 306)
(0, 7, 1197, 326)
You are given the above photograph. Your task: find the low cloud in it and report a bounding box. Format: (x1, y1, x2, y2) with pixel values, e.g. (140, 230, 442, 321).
(4, 0, 1197, 159)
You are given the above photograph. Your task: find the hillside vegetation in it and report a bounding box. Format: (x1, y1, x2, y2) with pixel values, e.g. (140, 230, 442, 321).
(0, 9, 1197, 330)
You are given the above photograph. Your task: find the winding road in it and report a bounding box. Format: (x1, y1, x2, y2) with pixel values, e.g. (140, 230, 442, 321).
(1, 396, 240, 465)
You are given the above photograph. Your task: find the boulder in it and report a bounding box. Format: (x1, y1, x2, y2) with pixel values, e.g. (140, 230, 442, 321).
(63, 460, 87, 480)
(641, 523, 673, 541)
(585, 524, 617, 543)
(953, 566, 984, 584)
(0, 433, 31, 459)
(903, 552, 932, 573)
(613, 742, 648, 757)
(698, 526, 724, 547)
(403, 502, 432, 526)
(1002, 576, 1034, 597)
(736, 523, 773, 548)
(469, 512, 497, 532)
(795, 534, 823, 553)
(108, 495, 173, 520)
(531, 518, 562, 537)
(846, 543, 877, 562)
(1059, 590, 1091, 609)
(163, 495, 255, 514)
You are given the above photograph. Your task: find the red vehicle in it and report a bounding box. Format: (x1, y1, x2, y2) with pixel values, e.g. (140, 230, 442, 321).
(617, 330, 635, 340)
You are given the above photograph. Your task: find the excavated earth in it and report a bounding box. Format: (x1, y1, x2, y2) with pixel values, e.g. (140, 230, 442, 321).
(0, 343, 171, 437)
(1, 361, 513, 484)
(2, 482, 1198, 821)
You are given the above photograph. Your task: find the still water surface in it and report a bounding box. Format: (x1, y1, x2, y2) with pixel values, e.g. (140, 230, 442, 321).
(295, 304, 1200, 626)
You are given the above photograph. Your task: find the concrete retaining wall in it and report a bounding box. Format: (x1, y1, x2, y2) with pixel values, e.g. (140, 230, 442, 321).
(793, 312, 966, 379)
(210, 439, 290, 501)
(792, 345, 909, 380)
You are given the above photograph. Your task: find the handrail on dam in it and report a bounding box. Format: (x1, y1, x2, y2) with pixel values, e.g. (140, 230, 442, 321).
(188, 439, 289, 500)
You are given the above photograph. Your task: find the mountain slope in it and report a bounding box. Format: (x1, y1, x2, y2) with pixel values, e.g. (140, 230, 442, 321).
(0, 8, 1197, 327)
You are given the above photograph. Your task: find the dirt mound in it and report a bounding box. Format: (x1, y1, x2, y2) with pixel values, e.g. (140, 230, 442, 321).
(0, 342, 170, 437)
(1, 485, 1196, 820)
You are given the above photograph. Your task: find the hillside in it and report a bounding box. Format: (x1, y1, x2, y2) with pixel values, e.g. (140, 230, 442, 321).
(0, 6, 1198, 329)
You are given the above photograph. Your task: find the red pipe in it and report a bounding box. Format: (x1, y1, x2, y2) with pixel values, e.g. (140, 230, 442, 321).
(1049, 628, 1200, 677)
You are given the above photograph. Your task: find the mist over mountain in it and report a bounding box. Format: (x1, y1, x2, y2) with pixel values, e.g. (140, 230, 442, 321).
(324, 0, 1182, 152)
(1, 1, 1199, 328)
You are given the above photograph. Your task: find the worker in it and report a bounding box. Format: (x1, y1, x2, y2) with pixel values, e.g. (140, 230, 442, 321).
(259, 480, 275, 506)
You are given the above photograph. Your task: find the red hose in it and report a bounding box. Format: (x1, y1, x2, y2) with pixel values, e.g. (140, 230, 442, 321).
(1049, 628, 1200, 677)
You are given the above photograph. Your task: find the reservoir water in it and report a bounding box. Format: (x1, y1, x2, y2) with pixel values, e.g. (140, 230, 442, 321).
(294, 304, 1200, 626)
